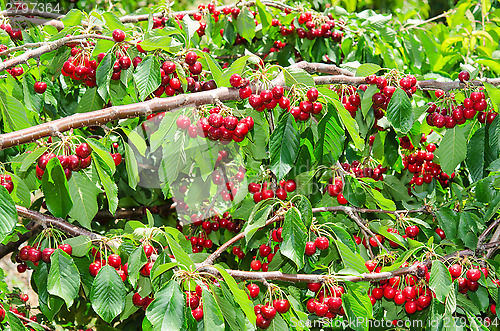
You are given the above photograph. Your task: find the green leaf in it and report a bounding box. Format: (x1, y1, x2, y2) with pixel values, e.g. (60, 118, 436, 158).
(429, 260, 453, 302)
(149, 111, 177, 153)
(133, 55, 161, 101)
(0, 89, 31, 132)
(213, 265, 256, 325)
(96, 52, 113, 101)
(384, 130, 400, 168)
(332, 99, 364, 150)
(88, 139, 116, 174)
(221, 56, 249, 87)
(236, 6, 255, 41)
(90, 265, 127, 323)
(181, 15, 200, 44)
(63, 235, 92, 257)
(47, 250, 80, 308)
(269, 112, 300, 180)
(435, 126, 467, 175)
(342, 282, 372, 331)
(334, 239, 368, 274)
(213, 283, 247, 331)
(93, 154, 118, 214)
(281, 208, 307, 269)
(61, 9, 83, 26)
(484, 82, 500, 113)
(203, 287, 225, 331)
(382, 175, 410, 201)
(202, 53, 223, 87)
(283, 67, 314, 87)
(244, 204, 273, 243)
(6, 311, 28, 331)
(435, 208, 458, 240)
(41, 158, 73, 218)
(315, 111, 344, 162)
(102, 12, 126, 31)
(34, 263, 64, 320)
(355, 63, 381, 77)
(75, 87, 104, 113)
(68, 172, 101, 229)
(19, 147, 47, 172)
(145, 280, 185, 330)
(165, 233, 195, 270)
(0, 186, 17, 243)
(343, 175, 366, 207)
(124, 142, 140, 189)
(128, 246, 148, 287)
(386, 88, 413, 133)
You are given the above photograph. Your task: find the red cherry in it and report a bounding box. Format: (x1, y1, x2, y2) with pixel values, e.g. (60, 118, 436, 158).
(250, 260, 262, 271)
(27, 248, 42, 262)
(405, 225, 419, 238)
(89, 262, 101, 277)
(107, 254, 121, 268)
(306, 88, 319, 102)
(315, 237, 329, 250)
(19, 293, 29, 302)
(75, 143, 91, 159)
(284, 179, 296, 192)
(192, 307, 204, 321)
(229, 74, 242, 87)
(305, 242, 316, 256)
(185, 51, 198, 66)
(41, 248, 55, 263)
(274, 299, 290, 314)
(112, 29, 126, 42)
(255, 313, 271, 329)
(259, 244, 271, 257)
(261, 305, 277, 320)
(337, 193, 348, 205)
(34, 81, 47, 94)
(405, 301, 417, 314)
(466, 268, 481, 282)
(140, 262, 153, 276)
(306, 299, 317, 313)
(402, 286, 416, 300)
(247, 283, 260, 298)
(372, 288, 383, 300)
(435, 228, 446, 240)
(307, 282, 321, 292)
(132, 293, 145, 307)
(143, 244, 154, 257)
(112, 153, 122, 166)
(458, 71, 470, 82)
(58, 244, 72, 255)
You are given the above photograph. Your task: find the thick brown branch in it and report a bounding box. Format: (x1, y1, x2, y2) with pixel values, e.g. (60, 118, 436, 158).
(0, 34, 114, 72)
(16, 206, 103, 241)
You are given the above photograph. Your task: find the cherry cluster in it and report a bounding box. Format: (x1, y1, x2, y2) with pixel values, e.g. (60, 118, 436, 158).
(249, 244, 280, 272)
(402, 143, 454, 189)
(15, 243, 72, 273)
(185, 285, 205, 321)
(0, 23, 22, 41)
(188, 212, 242, 253)
(305, 236, 330, 256)
(325, 176, 347, 205)
(176, 109, 254, 143)
(426, 87, 496, 129)
(89, 247, 130, 281)
(61, 46, 100, 87)
(0, 304, 38, 327)
(248, 179, 297, 203)
(305, 283, 345, 319)
(341, 160, 388, 180)
(295, 12, 343, 42)
(331, 85, 362, 118)
(36, 142, 93, 181)
(367, 261, 433, 315)
(0, 174, 14, 194)
(448, 263, 488, 294)
(366, 74, 417, 120)
(253, 298, 291, 329)
(288, 87, 324, 121)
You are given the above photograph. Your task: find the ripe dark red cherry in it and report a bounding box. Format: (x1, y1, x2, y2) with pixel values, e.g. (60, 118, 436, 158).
(405, 301, 417, 314)
(305, 241, 316, 256)
(458, 71, 470, 82)
(230, 74, 242, 87)
(306, 88, 319, 102)
(107, 254, 121, 268)
(466, 268, 481, 282)
(143, 244, 154, 257)
(112, 153, 122, 166)
(34, 81, 47, 94)
(315, 236, 329, 250)
(185, 51, 198, 66)
(176, 115, 191, 130)
(41, 248, 55, 263)
(58, 244, 72, 255)
(247, 283, 260, 298)
(261, 305, 277, 320)
(405, 225, 419, 238)
(274, 299, 290, 314)
(132, 293, 146, 307)
(250, 259, 262, 270)
(435, 228, 446, 240)
(75, 143, 91, 159)
(449, 264, 462, 278)
(112, 29, 126, 42)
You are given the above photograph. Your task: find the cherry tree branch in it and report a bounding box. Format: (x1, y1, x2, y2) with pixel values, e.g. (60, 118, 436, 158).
(93, 204, 175, 221)
(10, 311, 53, 331)
(0, 34, 114, 72)
(16, 206, 103, 241)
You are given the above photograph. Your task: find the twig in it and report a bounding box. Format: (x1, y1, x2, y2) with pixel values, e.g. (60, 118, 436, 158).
(400, 9, 456, 32)
(10, 311, 53, 331)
